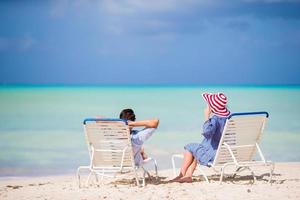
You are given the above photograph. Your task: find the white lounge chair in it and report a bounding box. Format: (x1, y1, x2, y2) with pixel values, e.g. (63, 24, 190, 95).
(77, 118, 158, 187)
(172, 112, 274, 184)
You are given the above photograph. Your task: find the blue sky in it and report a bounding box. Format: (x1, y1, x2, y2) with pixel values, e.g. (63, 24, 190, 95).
(0, 0, 300, 85)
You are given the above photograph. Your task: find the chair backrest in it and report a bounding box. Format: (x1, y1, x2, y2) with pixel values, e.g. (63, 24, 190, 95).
(213, 112, 269, 166)
(83, 118, 135, 169)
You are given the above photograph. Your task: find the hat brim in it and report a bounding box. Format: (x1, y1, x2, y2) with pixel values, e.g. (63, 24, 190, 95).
(201, 93, 230, 117)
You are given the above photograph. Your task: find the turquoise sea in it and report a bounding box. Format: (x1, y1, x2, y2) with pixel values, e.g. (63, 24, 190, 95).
(0, 85, 299, 176)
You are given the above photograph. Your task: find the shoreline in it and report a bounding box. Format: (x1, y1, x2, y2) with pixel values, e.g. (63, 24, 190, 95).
(0, 162, 299, 200)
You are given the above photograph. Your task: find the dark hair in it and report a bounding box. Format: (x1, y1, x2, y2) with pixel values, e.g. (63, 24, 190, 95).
(119, 108, 136, 121)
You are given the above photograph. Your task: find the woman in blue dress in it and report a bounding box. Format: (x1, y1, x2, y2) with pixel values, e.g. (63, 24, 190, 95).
(172, 92, 230, 183)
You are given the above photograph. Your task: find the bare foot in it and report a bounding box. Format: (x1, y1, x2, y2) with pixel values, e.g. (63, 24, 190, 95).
(170, 173, 183, 182)
(176, 176, 192, 183)
(141, 151, 148, 160)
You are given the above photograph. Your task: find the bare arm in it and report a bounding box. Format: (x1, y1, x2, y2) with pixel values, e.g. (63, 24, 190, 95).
(128, 119, 159, 128)
(204, 104, 212, 121)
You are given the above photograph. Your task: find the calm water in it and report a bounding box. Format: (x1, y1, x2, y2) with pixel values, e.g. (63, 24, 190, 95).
(0, 85, 299, 176)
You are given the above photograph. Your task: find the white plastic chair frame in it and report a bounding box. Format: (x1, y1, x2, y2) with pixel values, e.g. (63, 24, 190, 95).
(172, 112, 274, 184)
(77, 118, 158, 187)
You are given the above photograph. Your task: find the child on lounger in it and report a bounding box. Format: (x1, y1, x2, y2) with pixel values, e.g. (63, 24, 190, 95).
(171, 93, 230, 183)
(119, 108, 159, 166)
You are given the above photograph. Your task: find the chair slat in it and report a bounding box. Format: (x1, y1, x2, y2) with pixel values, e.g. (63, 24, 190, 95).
(213, 113, 267, 166)
(84, 121, 134, 169)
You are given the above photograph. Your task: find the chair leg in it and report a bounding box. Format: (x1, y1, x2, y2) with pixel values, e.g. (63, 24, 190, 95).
(86, 172, 93, 187)
(94, 173, 100, 187)
(269, 162, 275, 184)
(96, 172, 105, 186)
(133, 168, 141, 187)
(142, 166, 151, 180)
(232, 167, 243, 179)
(138, 167, 146, 187)
(247, 167, 256, 183)
(198, 166, 209, 183)
(76, 168, 81, 188)
(141, 171, 146, 187)
(219, 167, 225, 184)
(145, 158, 158, 179)
(76, 166, 90, 188)
(219, 163, 231, 184)
(95, 173, 99, 182)
(153, 159, 158, 178)
(171, 155, 177, 177)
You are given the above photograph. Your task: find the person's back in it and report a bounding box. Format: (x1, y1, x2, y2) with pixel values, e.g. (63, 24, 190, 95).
(203, 115, 226, 149)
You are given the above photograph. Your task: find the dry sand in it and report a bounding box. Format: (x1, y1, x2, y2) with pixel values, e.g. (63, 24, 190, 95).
(0, 162, 299, 200)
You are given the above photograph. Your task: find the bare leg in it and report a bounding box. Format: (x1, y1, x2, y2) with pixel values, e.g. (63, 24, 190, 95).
(140, 147, 148, 160)
(171, 151, 194, 181)
(179, 151, 195, 176)
(175, 158, 197, 183)
(184, 158, 197, 178)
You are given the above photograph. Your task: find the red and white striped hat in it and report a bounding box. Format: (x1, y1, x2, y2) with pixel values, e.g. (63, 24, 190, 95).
(202, 92, 230, 117)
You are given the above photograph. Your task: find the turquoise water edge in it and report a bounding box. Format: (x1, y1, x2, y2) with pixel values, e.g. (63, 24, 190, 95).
(0, 85, 299, 176)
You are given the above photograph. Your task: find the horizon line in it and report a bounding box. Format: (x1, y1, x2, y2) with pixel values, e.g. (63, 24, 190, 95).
(0, 83, 300, 88)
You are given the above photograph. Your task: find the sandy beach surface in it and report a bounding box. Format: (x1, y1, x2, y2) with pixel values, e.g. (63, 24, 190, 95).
(0, 162, 299, 200)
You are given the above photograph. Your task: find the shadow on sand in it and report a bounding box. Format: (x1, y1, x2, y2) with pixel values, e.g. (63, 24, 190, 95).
(109, 172, 300, 186)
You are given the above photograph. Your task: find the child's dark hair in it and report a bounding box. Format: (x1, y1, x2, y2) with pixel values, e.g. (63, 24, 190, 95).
(119, 108, 136, 121)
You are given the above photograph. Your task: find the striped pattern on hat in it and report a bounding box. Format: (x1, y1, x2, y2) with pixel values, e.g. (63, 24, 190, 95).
(202, 93, 230, 117)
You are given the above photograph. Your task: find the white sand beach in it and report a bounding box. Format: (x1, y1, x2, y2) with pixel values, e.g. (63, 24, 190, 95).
(0, 162, 299, 200)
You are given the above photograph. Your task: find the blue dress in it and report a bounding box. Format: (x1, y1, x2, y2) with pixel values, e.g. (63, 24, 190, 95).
(184, 115, 227, 166)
